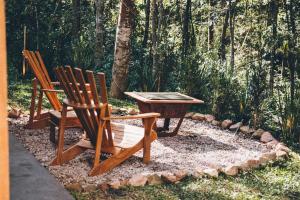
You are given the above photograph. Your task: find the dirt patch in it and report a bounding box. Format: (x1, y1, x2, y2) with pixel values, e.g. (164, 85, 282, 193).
(10, 116, 271, 187)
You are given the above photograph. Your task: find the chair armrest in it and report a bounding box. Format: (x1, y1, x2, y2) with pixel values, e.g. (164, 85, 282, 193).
(107, 113, 160, 120)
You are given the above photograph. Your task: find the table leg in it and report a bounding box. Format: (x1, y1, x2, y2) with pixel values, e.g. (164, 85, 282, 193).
(163, 118, 170, 130)
(157, 117, 185, 137)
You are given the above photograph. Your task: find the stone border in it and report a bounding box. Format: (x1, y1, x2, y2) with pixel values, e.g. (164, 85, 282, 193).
(65, 111, 291, 192)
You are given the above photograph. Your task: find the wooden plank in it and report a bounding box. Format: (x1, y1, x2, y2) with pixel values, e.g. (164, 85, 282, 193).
(125, 92, 204, 104)
(0, 0, 9, 199)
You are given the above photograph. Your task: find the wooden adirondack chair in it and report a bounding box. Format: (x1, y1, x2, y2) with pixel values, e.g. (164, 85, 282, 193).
(22, 50, 81, 143)
(50, 66, 160, 176)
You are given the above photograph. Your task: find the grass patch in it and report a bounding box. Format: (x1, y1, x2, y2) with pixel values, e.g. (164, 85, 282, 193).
(72, 155, 300, 200)
(8, 81, 137, 111)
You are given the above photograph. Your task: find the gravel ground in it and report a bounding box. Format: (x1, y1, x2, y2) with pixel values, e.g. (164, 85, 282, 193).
(10, 115, 270, 186)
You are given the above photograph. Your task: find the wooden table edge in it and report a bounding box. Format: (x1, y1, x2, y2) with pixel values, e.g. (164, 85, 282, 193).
(124, 92, 204, 104)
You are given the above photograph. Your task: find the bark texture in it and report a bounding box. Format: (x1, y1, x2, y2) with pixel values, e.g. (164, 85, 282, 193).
(110, 0, 134, 98)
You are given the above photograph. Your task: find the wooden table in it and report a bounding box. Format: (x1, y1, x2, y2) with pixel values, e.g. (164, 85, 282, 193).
(125, 92, 204, 137)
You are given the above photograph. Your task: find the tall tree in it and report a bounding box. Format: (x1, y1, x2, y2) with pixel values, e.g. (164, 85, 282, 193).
(95, 0, 105, 68)
(219, 3, 230, 61)
(182, 0, 191, 56)
(72, 0, 81, 38)
(110, 0, 135, 98)
(208, 0, 216, 50)
(151, 0, 159, 90)
(269, 0, 278, 95)
(229, 0, 236, 72)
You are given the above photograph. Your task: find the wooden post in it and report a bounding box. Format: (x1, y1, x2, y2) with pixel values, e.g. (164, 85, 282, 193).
(0, 0, 9, 199)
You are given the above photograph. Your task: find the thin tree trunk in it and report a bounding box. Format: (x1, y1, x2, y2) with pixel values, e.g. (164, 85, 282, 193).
(182, 0, 191, 56)
(219, 6, 229, 61)
(72, 0, 81, 38)
(95, 0, 105, 69)
(151, 0, 159, 89)
(143, 0, 151, 47)
(288, 0, 296, 104)
(140, 0, 151, 91)
(229, 0, 235, 73)
(208, 0, 215, 50)
(110, 0, 134, 98)
(269, 0, 278, 95)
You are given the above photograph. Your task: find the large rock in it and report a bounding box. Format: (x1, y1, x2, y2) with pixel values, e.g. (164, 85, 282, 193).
(83, 184, 97, 192)
(161, 173, 178, 183)
(246, 159, 260, 168)
(65, 183, 83, 192)
(128, 108, 139, 115)
(237, 161, 251, 171)
(192, 167, 204, 178)
(174, 170, 188, 181)
(111, 107, 121, 114)
(223, 165, 239, 176)
(275, 143, 290, 153)
(205, 114, 215, 122)
(211, 120, 221, 126)
(203, 168, 219, 178)
(276, 150, 288, 158)
(260, 152, 276, 163)
(221, 120, 233, 129)
(240, 126, 255, 134)
(128, 174, 147, 187)
(98, 183, 109, 191)
(252, 129, 264, 139)
(259, 152, 277, 165)
(8, 108, 21, 119)
(147, 174, 162, 185)
(192, 113, 205, 121)
(266, 140, 279, 149)
(229, 122, 243, 131)
(260, 131, 275, 143)
(185, 112, 195, 118)
(108, 180, 121, 189)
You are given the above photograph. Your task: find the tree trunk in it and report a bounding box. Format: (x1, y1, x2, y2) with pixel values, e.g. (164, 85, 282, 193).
(110, 0, 134, 99)
(229, 0, 236, 73)
(95, 0, 105, 69)
(269, 0, 278, 95)
(142, 0, 151, 47)
(288, 0, 296, 104)
(151, 0, 159, 89)
(72, 0, 81, 38)
(219, 6, 229, 61)
(182, 0, 191, 56)
(208, 0, 215, 50)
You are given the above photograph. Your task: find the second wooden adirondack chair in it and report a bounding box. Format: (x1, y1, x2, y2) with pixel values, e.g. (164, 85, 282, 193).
(22, 50, 81, 143)
(51, 66, 160, 176)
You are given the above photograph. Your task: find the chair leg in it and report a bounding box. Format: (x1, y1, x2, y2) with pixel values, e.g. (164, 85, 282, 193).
(55, 105, 67, 164)
(50, 122, 56, 144)
(143, 117, 156, 164)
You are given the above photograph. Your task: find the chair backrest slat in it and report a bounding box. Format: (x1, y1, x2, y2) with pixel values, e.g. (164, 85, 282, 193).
(23, 50, 62, 111)
(74, 68, 99, 130)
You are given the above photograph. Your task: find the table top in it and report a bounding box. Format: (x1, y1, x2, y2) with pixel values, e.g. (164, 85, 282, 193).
(125, 92, 204, 104)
